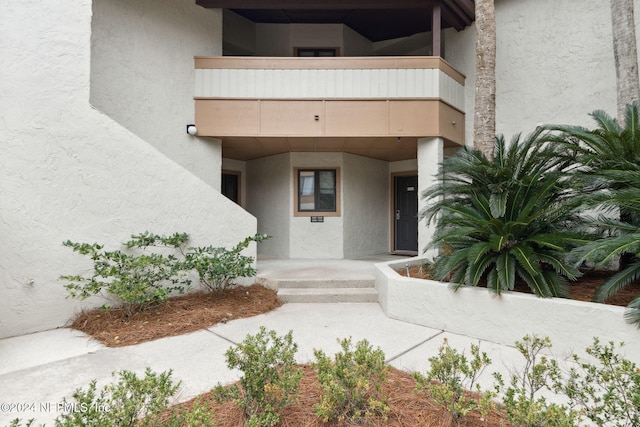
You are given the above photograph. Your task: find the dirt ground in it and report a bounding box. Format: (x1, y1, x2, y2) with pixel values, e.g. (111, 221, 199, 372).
(168, 365, 510, 427)
(71, 284, 282, 347)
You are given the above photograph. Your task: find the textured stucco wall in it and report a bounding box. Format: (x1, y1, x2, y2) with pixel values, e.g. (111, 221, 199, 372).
(377, 260, 640, 364)
(90, 0, 223, 190)
(246, 154, 291, 258)
(342, 154, 389, 257)
(0, 0, 256, 338)
(289, 153, 344, 258)
(445, 0, 633, 145)
(418, 138, 443, 258)
(255, 23, 373, 57)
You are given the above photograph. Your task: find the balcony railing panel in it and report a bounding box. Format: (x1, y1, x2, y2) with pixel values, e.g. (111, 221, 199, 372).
(195, 56, 465, 112)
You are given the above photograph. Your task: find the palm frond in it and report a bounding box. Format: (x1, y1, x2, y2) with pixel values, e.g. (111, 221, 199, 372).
(624, 295, 640, 327)
(593, 261, 640, 302)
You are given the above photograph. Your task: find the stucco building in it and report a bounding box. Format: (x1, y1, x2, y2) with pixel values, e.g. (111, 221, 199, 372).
(0, 0, 630, 337)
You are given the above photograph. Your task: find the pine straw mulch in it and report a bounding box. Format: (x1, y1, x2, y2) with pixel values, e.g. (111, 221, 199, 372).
(398, 266, 640, 308)
(166, 365, 510, 427)
(71, 284, 282, 347)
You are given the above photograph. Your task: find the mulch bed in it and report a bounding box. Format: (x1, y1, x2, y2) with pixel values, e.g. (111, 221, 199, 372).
(398, 266, 640, 307)
(71, 284, 282, 347)
(166, 365, 510, 427)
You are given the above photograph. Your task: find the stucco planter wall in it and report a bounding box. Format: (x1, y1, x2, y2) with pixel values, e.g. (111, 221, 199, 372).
(376, 258, 640, 363)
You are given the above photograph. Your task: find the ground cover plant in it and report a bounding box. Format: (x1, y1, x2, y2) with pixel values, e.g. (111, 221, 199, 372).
(7, 334, 639, 427)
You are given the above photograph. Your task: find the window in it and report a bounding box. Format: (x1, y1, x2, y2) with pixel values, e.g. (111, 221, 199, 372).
(294, 47, 339, 57)
(295, 168, 340, 216)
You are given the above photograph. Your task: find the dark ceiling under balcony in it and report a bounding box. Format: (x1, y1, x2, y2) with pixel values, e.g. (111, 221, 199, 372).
(195, 0, 475, 42)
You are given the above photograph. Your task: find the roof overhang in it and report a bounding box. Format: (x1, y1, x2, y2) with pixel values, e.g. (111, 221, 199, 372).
(196, 0, 475, 41)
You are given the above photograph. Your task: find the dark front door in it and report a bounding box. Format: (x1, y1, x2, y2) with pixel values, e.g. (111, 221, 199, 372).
(394, 175, 418, 252)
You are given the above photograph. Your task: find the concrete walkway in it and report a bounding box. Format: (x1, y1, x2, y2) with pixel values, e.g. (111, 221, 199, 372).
(0, 303, 530, 426)
(0, 257, 532, 426)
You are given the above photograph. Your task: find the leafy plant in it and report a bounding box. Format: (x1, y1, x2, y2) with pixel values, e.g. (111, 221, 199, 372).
(562, 338, 640, 427)
(549, 105, 640, 326)
(312, 337, 390, 423)
(62, 232, 269, 314)
(414, 338, 495, 422)
(421, 129, 589, 297)
(161, 397, 217, 427)
(61, 232, 191, 315)
(212, 327, 302, 427)
(186, 234, 269, 293)
(56, 368, 179, 427)
(493, 335, 580, 427)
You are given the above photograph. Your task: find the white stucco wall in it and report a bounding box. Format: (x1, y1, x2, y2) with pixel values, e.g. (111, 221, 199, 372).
(445, 0, 634, 145)
(90, 0, 224, 190)
(0, 0, 256, 338)
(343, 154, 389, 257)
(247, 154, 291, 258)
(377, 260, 640, 365)
(342, 26, 374, 56)
(254, 23, 374, 57)
(418, 138, 443, 258)
(289, 153, 344, 258)
(223, 10, 256, 55)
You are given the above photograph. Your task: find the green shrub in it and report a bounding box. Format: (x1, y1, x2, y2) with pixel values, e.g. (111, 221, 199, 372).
(62, 232, 269, 315)
(61, 232, 190, 315)
(562, 338, 640, 427)
(212, 327, 302, 427)
(493, 335, 580, 427)
(161, 397, 216, 427)
(414, 338, 495, 422)
(421, 129, 590, 297)
(185, 234, 269, 293)
(312, 337, 390, 423)
(55, 368, 179, 427)
(6, 369, 216, 427)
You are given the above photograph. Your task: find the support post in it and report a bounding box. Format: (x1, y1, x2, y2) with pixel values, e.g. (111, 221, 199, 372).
(432, 4, 442, 57)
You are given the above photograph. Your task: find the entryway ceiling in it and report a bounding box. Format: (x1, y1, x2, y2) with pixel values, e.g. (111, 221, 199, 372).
(195, 0, 475, 41)
(217, 136, 457, 162)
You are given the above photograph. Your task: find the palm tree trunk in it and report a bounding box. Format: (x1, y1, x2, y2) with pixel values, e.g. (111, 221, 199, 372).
(474, 0, 497, 161)
(610, 0, 640, 123)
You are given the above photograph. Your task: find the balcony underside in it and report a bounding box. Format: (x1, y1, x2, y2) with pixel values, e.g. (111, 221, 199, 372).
(194, 56, 466, 161)
(196, 98, 463, 161)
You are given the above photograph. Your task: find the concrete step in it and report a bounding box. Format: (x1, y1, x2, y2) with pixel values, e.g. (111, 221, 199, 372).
(273, 278, 375, 289)
(277, 287, 379, 303)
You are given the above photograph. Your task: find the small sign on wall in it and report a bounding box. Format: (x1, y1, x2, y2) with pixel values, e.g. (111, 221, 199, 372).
(311, 216, 324, 222)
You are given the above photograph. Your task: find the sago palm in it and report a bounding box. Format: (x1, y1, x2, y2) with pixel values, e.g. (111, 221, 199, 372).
(549, 103, 640, 326)
(421, 129, 589, 297)
(569, 171, 640, 327)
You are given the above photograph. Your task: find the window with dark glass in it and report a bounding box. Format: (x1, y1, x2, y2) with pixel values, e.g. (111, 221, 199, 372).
(295, 48, 338, 57)
(298, 169, 336, 212)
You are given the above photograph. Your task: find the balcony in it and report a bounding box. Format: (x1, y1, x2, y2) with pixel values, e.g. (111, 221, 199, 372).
(194, 56, 465, 161)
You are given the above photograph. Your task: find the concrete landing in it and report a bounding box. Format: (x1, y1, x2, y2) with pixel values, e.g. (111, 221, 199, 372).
(257, 255, 403, 303)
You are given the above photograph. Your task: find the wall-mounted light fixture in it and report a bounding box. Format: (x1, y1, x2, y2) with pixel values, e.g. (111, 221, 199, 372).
(186, 124, 198, 135)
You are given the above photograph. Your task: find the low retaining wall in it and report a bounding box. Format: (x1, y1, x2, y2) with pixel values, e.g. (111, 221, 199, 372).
(375, 258, 640, 363)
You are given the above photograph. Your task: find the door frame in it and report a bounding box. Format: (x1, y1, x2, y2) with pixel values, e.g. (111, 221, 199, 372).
(390, 171, 419, 254)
